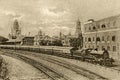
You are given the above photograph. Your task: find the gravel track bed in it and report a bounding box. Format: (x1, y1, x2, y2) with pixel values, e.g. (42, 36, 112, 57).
(1, 49, 108, 80)
(0, 54, 51, 80)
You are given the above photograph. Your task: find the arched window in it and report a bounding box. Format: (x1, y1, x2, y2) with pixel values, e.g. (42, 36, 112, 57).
(93, 26, 96, 30)
(112, 36, 116, 41)
(101, 24, 106, 28)
(88, 37, 91, 42)
(96, 37, 100, 41)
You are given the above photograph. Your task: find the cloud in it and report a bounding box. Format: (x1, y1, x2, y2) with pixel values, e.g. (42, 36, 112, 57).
(1, 10, 24, 20)
(41, 6, 68, 17)
(49, 6, 68, 14)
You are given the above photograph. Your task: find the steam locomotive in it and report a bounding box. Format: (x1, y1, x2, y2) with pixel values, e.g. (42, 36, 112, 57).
(71, 48, 114, 66)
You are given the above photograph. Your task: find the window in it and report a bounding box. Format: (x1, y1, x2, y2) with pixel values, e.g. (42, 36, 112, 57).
(96, 37, 100, 41)
(102, 36, 104, 41)
(112, 36, 116, 41)
(88, 37, 91, 42)
(93, 26, 96, 30)
(101, 24, 106, 28)
(107, 46, 110, 51)
(113, 46, 116, 52)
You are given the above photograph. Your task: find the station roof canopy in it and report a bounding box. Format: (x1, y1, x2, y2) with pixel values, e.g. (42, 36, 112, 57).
(6, 39, 21, 42)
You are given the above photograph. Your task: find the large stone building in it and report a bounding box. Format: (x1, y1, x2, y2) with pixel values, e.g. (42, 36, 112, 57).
(59, 32, 71, 46)
(83, 15, 120, 60)
(21, 36, 34, 45)
(34, 30, 51, 46)
(34, 30, 43, 45)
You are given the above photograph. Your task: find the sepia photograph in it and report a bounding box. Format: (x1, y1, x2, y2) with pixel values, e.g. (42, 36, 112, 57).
(0, 0, 119, 80)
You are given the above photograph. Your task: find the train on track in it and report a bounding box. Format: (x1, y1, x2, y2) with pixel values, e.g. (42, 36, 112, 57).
(0, 45, 115, 67)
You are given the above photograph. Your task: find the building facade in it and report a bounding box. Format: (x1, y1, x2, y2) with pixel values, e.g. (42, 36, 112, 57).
(21, 36, 34, 45)
(34, 30, 52, 46)
(60, 32, 71, 47)
(34, 30, 43, 45)
(83, 15, 120, 60)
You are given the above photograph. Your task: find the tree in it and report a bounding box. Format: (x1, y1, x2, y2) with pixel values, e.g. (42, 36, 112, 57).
(52, 40, 63, 46)
(69, 34, 83, 49)
(40, 40, 48, 45)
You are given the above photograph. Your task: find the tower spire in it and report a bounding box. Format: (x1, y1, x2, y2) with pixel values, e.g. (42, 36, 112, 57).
(75, 19, 82, 37)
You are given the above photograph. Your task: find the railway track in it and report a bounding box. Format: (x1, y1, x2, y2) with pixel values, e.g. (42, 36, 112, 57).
(0, 50, 71, 80)
(8, 49, 120, 72)
(1, 49, 108, 80)
(16, 55, 71, 80)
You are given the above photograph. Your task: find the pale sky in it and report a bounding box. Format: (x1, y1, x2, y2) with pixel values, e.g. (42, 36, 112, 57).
(0, 0, 120, 38)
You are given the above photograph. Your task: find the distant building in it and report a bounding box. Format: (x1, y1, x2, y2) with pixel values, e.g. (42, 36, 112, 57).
(0, 36, 8, 44)
(21, 36, 34, 45)
(83, 15, 120, 59)
(34, 30, 51, 46)
(60, 32, 71, 47)
(34, 30, 43, 45)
